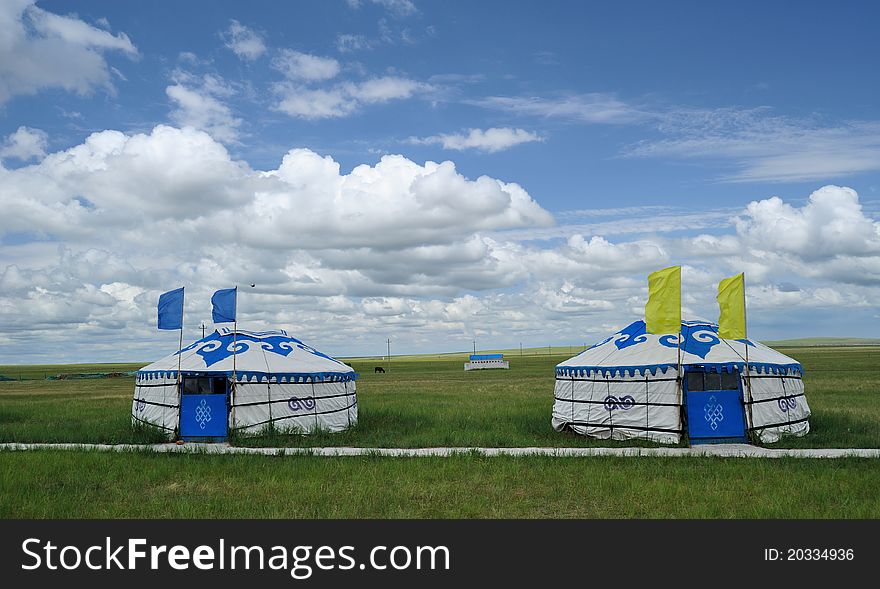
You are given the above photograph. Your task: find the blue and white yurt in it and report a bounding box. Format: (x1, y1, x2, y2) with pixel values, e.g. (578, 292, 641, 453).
(132, 328, 358, 439)
(552, 320, 810, 444)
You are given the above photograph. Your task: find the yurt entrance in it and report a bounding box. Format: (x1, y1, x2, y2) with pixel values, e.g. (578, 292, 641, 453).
(684, 367, 748, 444)
(179, 375, 229, 441)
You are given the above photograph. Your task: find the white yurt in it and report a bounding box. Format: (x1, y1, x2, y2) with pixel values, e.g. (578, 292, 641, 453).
(552, 320, 810, 444)
(132, 327, 357, 439)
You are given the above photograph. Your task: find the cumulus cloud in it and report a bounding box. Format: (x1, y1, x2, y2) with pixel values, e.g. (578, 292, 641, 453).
(274, 75, 430, 119)
(1, 125, 878, 361)
(0, 123, 552, 271)
(734, 185, 880, 260)
(221, 19, 266, 61)
(166, 72, 241, 143)
(0, 0, 137, 104)
(268, 45, 431, 119)
(272, 49, 340, 81)
(0, 126, 48, 161)
(345, 76, 424, 103)
(409, 127, 543, 153)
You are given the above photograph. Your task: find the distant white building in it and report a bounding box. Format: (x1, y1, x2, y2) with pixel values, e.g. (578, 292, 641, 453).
(465, 353, 509, 371)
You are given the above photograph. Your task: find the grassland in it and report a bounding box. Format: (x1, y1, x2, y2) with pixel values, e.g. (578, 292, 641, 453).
(1, 346, 878, 448)
(2, 451, 878, 518)
(762, 337, 880, 347)
(0, 346, 878, 518)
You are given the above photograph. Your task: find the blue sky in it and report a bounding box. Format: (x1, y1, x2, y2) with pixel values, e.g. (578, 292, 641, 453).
(1, 0, 879, 362)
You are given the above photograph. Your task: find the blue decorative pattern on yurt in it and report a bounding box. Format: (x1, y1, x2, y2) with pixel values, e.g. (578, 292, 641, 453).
(136, 369, 358, 383)
(175, 329, 348, 368)
(555, 362, 801, 379)
(560, 320, 802, 378)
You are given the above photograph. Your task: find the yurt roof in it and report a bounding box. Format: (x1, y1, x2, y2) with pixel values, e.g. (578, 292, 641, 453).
(556, 320, 802, 378)
(137, 327, 356, 383)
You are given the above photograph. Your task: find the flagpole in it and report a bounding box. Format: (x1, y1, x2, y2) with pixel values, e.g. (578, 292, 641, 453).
(231, 287, 238, 430)
(177, 289, 184, 384)
(177, 290, 184, 438)
(675, 269, 683, 444)
(742, 273, 754, 442)
(677, 316, 684, 445)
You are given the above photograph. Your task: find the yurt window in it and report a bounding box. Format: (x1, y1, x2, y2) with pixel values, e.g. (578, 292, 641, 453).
(183, 376, 227, 395)
(719, 372, 740, 390)
(686, 370, 741, 392)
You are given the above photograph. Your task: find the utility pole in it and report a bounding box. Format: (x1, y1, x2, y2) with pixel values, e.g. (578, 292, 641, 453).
(201, 322, 206, 338)
(386, 338, 391, 372)
(473, 340, 476, 355)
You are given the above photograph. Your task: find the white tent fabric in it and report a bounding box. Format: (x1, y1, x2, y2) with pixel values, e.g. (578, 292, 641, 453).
(132, 327, 357, 437)
(552, 320, 810, 444)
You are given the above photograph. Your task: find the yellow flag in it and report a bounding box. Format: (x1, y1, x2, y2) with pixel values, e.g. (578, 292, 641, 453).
(645, 266, 681, 334)
(717, 273, 746, 340)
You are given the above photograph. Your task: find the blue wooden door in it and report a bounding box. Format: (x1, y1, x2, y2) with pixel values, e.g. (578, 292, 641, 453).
(179, 376, 228, 440)
(685, 369, 747, 444)
(180, 394, 227, 439)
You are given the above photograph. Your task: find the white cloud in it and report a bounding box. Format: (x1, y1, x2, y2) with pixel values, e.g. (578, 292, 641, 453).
(350, 0, 417, 17)
(0, 126, 48, 161)
(221, 20, 266, 61)
(336, 33, 374, 53)
(0, 0, 137, 104)
(0, 124, 552, 258)
(274, 87, 355, 119)
(1, 126, 878, 361)
(474, 93, 648, 124)
(409, 127, 542, 153)
(372, 0, 418, 17)
(628, 108, 880, 183)
(274, 75, 430, 120)
(25, 4, 136, 54)
(166, 72, 241, 143)
(273, 49, 340, 81)
(479, 91, 880, 183)
(734, 185, 880, 261)
(345, 76, 424, 103)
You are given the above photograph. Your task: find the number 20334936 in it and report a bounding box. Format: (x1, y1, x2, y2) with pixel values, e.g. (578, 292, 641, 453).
(764, 548, 854, 561)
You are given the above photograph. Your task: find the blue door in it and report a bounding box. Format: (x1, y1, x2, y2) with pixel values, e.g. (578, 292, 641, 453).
(685, 369, 747, 444)
(179, 377, 228, 441)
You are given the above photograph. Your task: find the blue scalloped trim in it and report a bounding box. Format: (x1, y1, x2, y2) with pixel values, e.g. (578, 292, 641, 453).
(136, 370, 358, 383)
(555, 361, 802, 379)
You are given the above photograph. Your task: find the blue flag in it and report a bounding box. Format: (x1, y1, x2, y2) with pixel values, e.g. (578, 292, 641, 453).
(157, 287, 184, 330)
(211, 287, 237, 323)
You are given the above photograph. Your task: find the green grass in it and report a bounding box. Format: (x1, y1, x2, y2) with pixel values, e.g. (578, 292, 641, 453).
(763, 337, 880, 347)
(1, 450, 878, 518)
(0, 362, 144, 381)
(1, 346, 879, 519)
(1, 346, 878, 448)
(770, 346, 880, 448)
